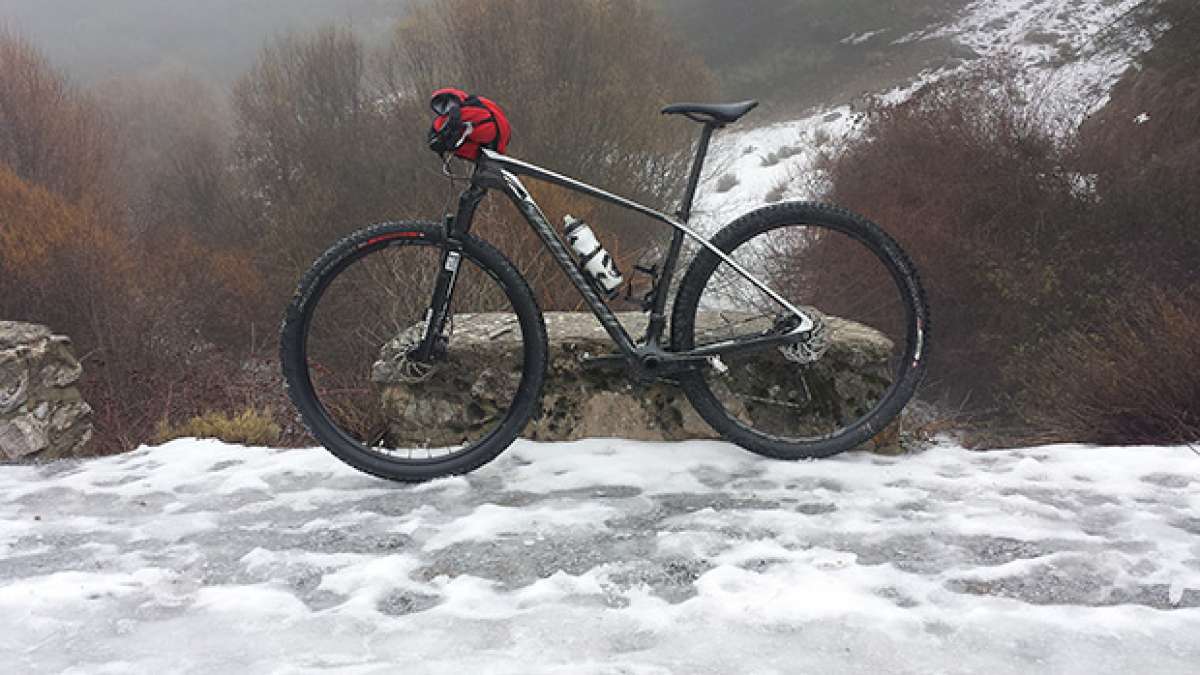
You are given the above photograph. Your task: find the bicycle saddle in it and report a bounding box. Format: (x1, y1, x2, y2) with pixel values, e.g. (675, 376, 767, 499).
(661, 100, 759, 126)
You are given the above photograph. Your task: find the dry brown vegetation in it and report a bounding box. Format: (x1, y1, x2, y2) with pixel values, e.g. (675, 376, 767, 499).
(1017, 289, 1200, 445)
(818, 2, 1200, 444)
(0, 2, 716, 452)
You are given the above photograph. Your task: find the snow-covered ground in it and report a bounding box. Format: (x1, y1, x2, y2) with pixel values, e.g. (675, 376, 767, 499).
(2, 439, 1198, 673)
(694, 0, 1156, 228)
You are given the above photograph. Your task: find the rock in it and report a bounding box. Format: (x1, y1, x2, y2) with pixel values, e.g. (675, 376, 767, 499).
(0, 321, 93, 460)
(372, 311, 897, 451)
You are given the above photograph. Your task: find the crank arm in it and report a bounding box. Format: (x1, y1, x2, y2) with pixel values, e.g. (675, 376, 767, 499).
(580, 353, 628, 370)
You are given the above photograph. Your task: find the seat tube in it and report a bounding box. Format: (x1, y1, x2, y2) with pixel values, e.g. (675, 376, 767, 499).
(645, 123, 716, 345)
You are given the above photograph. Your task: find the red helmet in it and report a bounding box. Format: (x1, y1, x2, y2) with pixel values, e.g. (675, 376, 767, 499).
(427, 88, 511, 160)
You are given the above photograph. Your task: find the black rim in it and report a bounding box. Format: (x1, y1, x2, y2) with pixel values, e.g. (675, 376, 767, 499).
(295, 235, 528, 465)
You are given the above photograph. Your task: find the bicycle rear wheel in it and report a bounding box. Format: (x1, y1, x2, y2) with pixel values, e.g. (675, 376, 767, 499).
(671, 202, 928, 459)
(280, 222, 547, 482)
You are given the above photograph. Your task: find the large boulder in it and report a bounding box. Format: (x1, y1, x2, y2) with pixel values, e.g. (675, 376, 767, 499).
(0, 322, 93, 460)
(372, 311, 899, 452)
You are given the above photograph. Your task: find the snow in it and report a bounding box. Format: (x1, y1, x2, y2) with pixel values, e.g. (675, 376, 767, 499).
(2, 438, 1198, 673)
(840, 29, 887, 46)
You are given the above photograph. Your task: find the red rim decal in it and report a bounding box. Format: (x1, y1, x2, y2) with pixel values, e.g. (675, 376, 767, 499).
(365, 232, 424, 246)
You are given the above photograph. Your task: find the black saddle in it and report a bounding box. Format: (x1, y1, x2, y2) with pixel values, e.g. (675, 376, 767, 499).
(661, 100, 758, 126)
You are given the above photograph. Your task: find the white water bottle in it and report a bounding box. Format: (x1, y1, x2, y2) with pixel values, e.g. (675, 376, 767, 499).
(563, 215, 624, 298)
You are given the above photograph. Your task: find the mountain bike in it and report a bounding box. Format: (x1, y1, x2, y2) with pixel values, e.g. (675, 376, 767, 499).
(280, 100, 929, 482)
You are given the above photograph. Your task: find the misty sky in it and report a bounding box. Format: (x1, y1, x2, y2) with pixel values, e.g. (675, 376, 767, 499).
(0, 0, 408, 84)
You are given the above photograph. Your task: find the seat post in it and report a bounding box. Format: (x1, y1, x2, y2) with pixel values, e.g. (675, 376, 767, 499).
(678, 122, 717, 222)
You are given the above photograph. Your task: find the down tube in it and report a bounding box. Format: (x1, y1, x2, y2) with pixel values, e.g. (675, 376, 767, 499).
(498, 170, 638, 358)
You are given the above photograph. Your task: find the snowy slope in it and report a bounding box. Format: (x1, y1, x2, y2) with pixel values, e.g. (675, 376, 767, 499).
(694, 0, 1155, 228)
(2, 438, 1198, 673)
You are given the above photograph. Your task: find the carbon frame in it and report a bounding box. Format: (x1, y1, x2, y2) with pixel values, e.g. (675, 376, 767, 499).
(421, 129, 816, 376)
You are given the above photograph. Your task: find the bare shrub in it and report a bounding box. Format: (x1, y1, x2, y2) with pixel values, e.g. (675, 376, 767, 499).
(97, 68, 248, 244)
(777, 143, 803, 159)
(2, 7, 718, 454)
(0, 30, 116, 209)
(761, 143, 801, 168)
(715, 172, 740, 193)
(234, 27, 434, 281)
(381, 0, 717, 249)
(0, 165, 168, 451)
(1017, 289, 1200, 444)
(0, 37, 277, 453)
(764, 176, 789, 203)
(1072, 1, 1200, 295)
(818, 10, 1200, 443)
(819, 61, 1098, 410)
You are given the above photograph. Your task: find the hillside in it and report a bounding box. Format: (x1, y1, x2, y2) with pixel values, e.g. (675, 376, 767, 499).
(693, 0, 1161, 228)
(658, 0, 973, 113)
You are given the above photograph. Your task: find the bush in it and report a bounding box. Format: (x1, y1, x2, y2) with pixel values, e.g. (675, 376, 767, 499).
(1017, 289, 1200, 444)
(819, 61, 1108, 410)
(155, 407, 282, 447)
(0, 29, 115, 208)
(715, 172, 740, 193)
(381, 0, 716, 249)
(764, 176, 788, 202)
(0, 32, 283, 453)
(819, 9, 1200, 444)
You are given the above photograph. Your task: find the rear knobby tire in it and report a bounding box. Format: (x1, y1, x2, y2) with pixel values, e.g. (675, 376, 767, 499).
(280, 222, 547, 482)
(671, 202, 929, 459)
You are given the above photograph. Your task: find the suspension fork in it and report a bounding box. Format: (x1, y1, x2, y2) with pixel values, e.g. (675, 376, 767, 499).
(413, 183, 487, 361)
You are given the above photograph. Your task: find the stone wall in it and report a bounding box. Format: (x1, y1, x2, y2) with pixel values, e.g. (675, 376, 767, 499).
(0, 322, 93, 460)
(373, 311, 899, 452)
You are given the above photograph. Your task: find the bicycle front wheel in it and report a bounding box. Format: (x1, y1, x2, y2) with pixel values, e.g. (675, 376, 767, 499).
(280, 222, 547, 482)
(671, 202, 929, 459)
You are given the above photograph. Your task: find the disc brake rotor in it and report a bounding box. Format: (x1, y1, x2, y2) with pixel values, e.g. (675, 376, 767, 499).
(381, 314, 454, 384)
(779, 309, 829, 365)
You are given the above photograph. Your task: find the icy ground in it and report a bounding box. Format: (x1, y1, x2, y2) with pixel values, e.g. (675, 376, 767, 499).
(1, 439, 1198, 673)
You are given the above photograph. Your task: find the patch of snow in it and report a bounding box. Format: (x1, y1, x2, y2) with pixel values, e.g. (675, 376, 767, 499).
(421, 501, 619, 551)
(840, 29, 887, 45)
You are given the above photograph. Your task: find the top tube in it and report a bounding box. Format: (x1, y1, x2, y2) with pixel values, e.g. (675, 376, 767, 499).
(478, 149, 680, 228)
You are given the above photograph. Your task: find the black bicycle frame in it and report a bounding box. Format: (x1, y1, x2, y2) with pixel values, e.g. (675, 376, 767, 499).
(418, 124, 816, 376)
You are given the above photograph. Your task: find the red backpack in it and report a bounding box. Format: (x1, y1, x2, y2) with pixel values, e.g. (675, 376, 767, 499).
(428, 88, 512, 161)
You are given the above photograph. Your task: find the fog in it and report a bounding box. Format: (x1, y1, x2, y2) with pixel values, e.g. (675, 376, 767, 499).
(0, 0, 408, 84)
